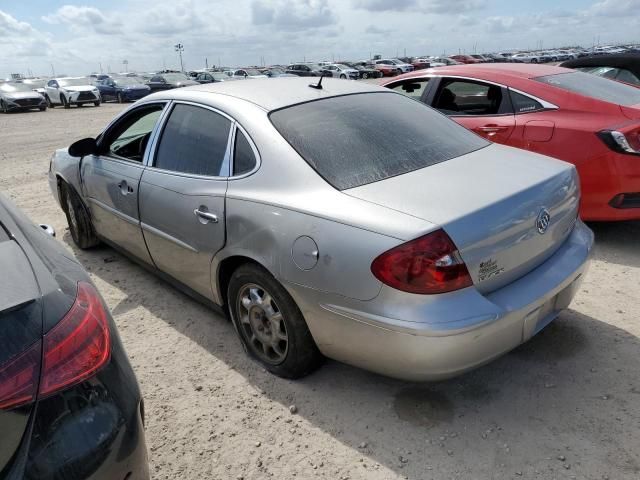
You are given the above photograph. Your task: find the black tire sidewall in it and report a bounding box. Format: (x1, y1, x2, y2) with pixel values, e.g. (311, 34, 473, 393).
(62, 183, 99, 249)
(227, 264, 322, 379)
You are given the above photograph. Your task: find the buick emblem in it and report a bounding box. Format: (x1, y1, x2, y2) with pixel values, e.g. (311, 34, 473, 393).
(536, 208, 551, 234)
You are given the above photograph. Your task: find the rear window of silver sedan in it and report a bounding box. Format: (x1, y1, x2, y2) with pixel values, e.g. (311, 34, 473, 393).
(269, 92, 489, 190)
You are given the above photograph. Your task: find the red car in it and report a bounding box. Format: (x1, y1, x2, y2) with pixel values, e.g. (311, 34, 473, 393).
(449, 55, 483, 64)
(382, 64, 640, 221)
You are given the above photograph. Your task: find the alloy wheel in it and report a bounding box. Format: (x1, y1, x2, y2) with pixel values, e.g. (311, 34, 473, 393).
(236, 283, 288, 365)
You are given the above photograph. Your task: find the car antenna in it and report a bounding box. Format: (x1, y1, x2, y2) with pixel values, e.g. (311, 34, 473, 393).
(309, 73, 325, 90)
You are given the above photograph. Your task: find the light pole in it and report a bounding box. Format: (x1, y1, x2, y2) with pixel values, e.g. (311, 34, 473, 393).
(175, 43, 184, 72)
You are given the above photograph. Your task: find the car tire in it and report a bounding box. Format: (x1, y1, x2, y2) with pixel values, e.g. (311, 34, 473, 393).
(227, 263, 323, 379)
(117, 92, 123, 103)
(94, 101, 101, 107)
(61, 182, 100, 249)
(362, 72, 369, 79)
(62, 95, 70, 109)
(45, 95, 54, 108)
(39, 106, 47, 111)
(531, 58, 538, 63)
(0, 101, 7, 113)
(339, 74, 346, 79)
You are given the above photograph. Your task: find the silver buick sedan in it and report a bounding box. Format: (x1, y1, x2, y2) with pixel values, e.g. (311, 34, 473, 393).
(48, 78, 593, 381)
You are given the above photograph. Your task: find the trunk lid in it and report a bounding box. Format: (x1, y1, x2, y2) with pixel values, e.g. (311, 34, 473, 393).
(345, 143, 579, 293)
(0, 233, 42, 473)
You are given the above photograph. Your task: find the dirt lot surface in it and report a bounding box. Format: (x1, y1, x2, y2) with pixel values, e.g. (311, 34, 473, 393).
(1, 103, 639, 480)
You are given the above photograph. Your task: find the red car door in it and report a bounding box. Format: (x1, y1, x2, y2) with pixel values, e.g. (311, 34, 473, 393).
(430, 77, 516, 144)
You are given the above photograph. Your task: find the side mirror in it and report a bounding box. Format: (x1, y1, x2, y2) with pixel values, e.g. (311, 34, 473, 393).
(68, 137, 98, 158)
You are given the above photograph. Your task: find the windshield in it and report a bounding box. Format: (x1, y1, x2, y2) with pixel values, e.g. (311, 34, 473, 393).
(536, 71, 640, 106)
(163, 73, 189, 82)
(59, 78, 92, 87)
(0, 83, 34, 93)
(334, 64, 350, 70)
(243, 69, 262, 76)
(212, 72, 228, 80)
(23, 79, 46, 88)
(270, 92, 488, 190)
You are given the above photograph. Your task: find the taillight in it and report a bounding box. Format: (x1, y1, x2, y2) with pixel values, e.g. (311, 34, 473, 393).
(0, 341, 41, 410)
(40, 282, 111, 397)
(597, 128, 640, 155)
(0, 282, 110, 410)
(371, 229, 473, 294)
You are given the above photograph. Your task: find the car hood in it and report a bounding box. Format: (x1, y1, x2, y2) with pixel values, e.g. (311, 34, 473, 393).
(3, 91, 44, 100)
(63, 85, 96, 92)
(122, 84, 150, 90)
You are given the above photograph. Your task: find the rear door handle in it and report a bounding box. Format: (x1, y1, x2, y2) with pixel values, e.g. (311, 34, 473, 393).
(194, 208, 218, 224)
(477, 125, 509, 133)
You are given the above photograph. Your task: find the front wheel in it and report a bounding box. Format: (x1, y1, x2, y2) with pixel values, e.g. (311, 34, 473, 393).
(339, 74, 346, 79)
(39, 106, 47, 111)
(228, 264, 322, 379)
(62, 95, 70, 109)
(61, 182, 100, 249)
(94, 101, 101, 107)
(531, 58, 538, 63)
(117, 92, 123, 103)
(45, 95, 54, 108)
(0, 101, 7, 113)
(362, 72, 369, 79)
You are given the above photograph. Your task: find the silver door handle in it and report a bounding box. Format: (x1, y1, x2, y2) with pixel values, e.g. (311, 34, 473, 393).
(194, 208, 218, 223)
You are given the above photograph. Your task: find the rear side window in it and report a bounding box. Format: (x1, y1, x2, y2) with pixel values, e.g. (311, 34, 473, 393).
(536, 71, 640, 106)
(155, 104, 231, 176)
(233, 130, 257, 175)
(434, 80, 509, 116)
(509, 91, 544, 113)
(270, 92, 488, 190)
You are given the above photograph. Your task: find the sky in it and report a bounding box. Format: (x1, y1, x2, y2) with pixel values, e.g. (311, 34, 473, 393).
(1, 0, 639, 77)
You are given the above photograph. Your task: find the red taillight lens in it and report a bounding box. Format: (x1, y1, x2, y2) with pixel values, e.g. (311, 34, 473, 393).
(0, 282, 111, 411)
(371, 229, 473, 294)
(0, 341, 41, 410)
(40, 282, 111, 397)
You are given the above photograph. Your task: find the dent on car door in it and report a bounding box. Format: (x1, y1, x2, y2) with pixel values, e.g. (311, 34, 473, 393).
(431, 77, 516, 143)
(81, 103, 166, 264)
(139, 102, 231, 299)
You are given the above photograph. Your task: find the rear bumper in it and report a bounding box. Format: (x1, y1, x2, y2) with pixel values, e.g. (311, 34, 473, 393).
(287, 220, 593, 381)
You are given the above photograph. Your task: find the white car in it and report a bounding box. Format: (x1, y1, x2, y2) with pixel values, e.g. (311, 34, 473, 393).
(374, 59, 414, 73)
(323, 64, 359, 79)
(510, 53, 541, 63)
(229, 68, 268, 79)
(45, 77, 101, 108)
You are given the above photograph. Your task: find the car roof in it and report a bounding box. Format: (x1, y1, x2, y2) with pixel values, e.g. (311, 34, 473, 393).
(154, 77, 387, 111)
(561, 54, 640, 71)
(400, 63, 570, 81)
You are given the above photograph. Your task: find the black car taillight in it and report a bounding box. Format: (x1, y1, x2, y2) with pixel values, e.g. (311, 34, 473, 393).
(0, 282, 111, 410)
(597, 128, 640, 155)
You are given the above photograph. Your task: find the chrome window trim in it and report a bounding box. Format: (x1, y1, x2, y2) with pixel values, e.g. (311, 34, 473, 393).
(144, 100, 234, 180)
(87, 198, 138, 226)
(140, 222, 199, 253)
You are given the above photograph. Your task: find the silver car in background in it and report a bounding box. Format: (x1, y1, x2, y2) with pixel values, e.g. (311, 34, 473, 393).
(48, 78, 593, 381)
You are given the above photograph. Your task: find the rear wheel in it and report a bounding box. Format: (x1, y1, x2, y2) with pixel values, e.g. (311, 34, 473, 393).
(61, 182, 100, 249)
(531, 58, 538, 64)
(362, 72, 369, 79)
(228, 264, 322, 379)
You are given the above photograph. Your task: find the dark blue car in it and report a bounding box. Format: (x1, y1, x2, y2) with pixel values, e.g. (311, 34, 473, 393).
(96, 77, 150, 103)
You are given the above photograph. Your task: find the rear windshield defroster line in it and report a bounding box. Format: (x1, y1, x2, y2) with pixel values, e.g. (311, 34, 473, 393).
(269, 92, 489, 190)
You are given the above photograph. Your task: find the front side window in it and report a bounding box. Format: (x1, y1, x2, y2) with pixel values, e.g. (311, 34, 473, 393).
(386, 78, 430, 100)
(535, 71, 640, 106)
(154, 104, 232, 176)
(434, 80, 508, 116)
(233, 130, 257, 176)
(105, 105, 164, 162)
(270, 92, 488, 190)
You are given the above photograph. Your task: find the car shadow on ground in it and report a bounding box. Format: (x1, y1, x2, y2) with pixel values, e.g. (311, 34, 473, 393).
(62, 230, 640, 479)
(588, 220, 640, 268)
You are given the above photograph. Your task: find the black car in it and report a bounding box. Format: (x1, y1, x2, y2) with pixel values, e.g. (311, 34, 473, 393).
(285, 64, 322, 77)
(146, 72, 199, 92)
(96, 76, 151, 103)
(560, 54, 640, 86)
(0, 193, 149, 479)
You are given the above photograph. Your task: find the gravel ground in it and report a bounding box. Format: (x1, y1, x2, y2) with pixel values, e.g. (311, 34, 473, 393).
(1, 102, 639, 480)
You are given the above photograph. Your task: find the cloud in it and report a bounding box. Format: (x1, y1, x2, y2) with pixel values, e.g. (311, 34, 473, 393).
(42, 5, 121, 35)
(588, 0, 640, 17)
(364, 25, 391, 34)
(0, 10, 52, 60)
(140, 1, 207, 35)
(251, 0, 336, 30)
(355, 0, 416, 11)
